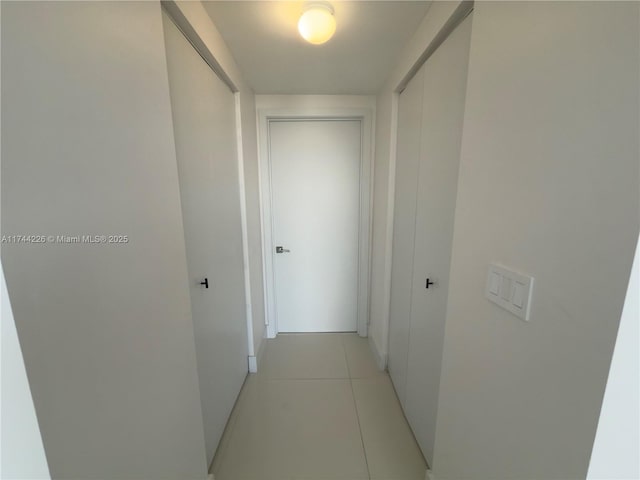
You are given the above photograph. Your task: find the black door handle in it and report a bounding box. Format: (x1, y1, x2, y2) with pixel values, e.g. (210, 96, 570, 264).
(200, 278, 209, 289)
(426, 278, 434, 289)
(276, 246, 290, 253)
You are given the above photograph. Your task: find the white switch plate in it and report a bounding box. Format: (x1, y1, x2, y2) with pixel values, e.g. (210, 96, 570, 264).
(485, 264, 534, 321)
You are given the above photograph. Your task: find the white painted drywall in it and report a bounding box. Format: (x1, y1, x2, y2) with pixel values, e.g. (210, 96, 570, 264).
(369, 1, 464, 368)
(241, 93, 266, 360)
(433, 2, 639, 479)
(201, 1, 433, 95)
(1, 264, 51, 479)
(173, 1, 266, 362)
(369, 90, 396, 369)
(588, 235, 639, 479)
(255, 95, 376, 111)
(1, 2, 208, 478)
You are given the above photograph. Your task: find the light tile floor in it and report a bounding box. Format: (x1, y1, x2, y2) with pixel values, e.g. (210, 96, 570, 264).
(211, 333, 426, 480)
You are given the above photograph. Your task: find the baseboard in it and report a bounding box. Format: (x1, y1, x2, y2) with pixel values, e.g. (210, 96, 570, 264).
(368, 335, 388, 371)
(425, 469, 436, 480)
(248, 328, 269, 373)
(248, 355, 258, 373)
(267, 322, 277, 338)
(249, 333, 268, 373)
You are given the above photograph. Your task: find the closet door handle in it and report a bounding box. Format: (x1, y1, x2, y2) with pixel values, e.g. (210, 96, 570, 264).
(200, 277, 209, 289)
(426, 278, 435, 289)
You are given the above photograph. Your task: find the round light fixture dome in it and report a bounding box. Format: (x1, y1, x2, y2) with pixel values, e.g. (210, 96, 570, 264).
(298, 3, 336, 45)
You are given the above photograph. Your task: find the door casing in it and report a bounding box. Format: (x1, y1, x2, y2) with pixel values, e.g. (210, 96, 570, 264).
(257, 106, 374, 338)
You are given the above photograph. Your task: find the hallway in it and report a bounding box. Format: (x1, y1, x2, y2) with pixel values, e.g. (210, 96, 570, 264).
(2, 2, 638, 479)
(211, 334, 426, 480)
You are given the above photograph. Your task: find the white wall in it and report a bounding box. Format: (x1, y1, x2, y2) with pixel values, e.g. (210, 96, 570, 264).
(1, 2, 208, 478)
(369, 91, 395, 369)
(1, 264, 51, 479)
(433, 2, 639, 479)
(256, 95, 376, 111)
(0, 8, 50, 479)
(172, 1, 266, 363)
(369, 1, 463, 367)
(241, 93, 266, 362)
(588, 234, 639, 479)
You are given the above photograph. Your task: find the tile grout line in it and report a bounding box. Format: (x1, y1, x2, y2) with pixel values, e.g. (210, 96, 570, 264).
(266, 376, 349, 381)
(342, 337, 372, 480)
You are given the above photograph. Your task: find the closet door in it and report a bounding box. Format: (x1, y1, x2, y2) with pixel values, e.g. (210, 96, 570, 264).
(388, 66, 425, 407)
(163, 11, 248, 464)
(404, 14, 473, 466)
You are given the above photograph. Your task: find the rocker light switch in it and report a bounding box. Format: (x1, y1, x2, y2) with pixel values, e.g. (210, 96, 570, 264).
(488, 272, 501, 295)
(485, 264, 534, 321)
(512, 282, 526, 308)
(500, 276, 512, 301)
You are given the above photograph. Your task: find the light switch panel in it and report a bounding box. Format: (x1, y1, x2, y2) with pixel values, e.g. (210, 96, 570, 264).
(485, 264, 534, 321)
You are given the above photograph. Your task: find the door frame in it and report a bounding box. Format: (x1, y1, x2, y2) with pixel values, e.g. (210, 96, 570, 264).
(257, 105, 374, 338)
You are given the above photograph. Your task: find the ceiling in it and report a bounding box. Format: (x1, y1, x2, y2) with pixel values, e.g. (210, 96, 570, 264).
(202, 1, 432, 95)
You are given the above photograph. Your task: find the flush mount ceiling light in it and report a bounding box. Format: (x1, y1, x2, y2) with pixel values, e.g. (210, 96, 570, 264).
(298, 2, 336, 45)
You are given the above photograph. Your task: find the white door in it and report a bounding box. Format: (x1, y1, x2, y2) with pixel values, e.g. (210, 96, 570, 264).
(404, 14, 472, 465)
(269, 120, 361, 332)
(388, 14, 472, 466)
(388, 66, 425, 407)
(163, 12, 248, 464)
